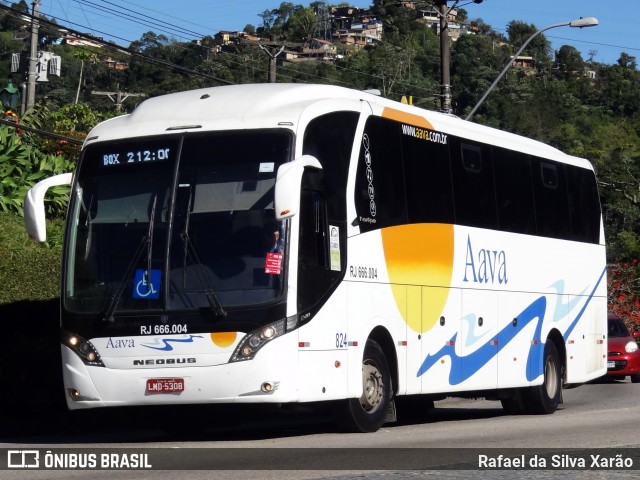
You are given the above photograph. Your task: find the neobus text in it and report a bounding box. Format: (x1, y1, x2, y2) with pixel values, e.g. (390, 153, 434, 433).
(132, 358, 196, 366)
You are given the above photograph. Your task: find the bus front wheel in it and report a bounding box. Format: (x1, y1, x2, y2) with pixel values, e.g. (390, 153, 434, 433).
(340, 340, 392, 433)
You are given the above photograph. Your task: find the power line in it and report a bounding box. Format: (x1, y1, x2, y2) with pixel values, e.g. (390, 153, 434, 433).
(40, 1, 439, 93)
(73, 0, 205, 40)
(14, 1, 461, 96)
(7, 0, 628, 108)
(0, 3, 234, 87)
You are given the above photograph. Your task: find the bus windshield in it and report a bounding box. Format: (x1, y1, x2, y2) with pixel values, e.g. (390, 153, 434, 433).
(64, 130, 292, 315)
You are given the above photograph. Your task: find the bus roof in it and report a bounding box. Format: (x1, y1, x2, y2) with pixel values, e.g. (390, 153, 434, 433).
(85, 83, 592, 170)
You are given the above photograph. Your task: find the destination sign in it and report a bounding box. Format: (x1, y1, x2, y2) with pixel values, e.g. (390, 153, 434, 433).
(100, 147, 172, 167)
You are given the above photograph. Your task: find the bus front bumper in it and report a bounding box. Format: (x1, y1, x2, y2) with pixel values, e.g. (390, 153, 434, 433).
(61, 343, 298, 410)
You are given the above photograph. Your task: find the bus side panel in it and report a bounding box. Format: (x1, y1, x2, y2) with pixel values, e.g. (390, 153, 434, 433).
(565, 295, 607, 384)
(496, 291, 538, 389)
(458, 288, 499, 391)
(419, 287, 462, 394)
(345, 281, 406, 400)
(297, 285, 350, 402)
(404, 285, 421, 396)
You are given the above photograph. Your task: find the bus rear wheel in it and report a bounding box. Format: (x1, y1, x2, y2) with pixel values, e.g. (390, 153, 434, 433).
(340, 340, 392, 433)
(524, 341, 562, 414)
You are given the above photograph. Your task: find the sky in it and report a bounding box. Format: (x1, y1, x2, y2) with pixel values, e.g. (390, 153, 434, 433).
(27, 0, 640, 66)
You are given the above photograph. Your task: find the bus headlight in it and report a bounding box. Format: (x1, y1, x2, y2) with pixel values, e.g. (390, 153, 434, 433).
(229, 319, 286, 363)
(63, 332, 104, 367)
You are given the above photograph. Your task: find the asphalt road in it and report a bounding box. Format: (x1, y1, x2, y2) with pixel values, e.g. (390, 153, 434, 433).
(2, 377, 639, 479)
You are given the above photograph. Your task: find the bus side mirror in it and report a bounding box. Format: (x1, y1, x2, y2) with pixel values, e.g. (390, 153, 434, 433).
(274, 155, 322, 220)
(24, 172, 73, 242)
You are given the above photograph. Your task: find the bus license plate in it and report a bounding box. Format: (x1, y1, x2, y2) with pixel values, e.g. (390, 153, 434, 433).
(146, 378, 184, 394)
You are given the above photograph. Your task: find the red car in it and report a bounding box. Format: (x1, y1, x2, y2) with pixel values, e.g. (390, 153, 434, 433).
(607, 314, 640, 383)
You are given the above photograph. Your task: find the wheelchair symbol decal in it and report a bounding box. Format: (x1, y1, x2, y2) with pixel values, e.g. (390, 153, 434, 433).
(133, 269, 161, 299)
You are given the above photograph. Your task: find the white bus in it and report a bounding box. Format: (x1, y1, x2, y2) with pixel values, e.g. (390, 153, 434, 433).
(25, 83, 607, 433)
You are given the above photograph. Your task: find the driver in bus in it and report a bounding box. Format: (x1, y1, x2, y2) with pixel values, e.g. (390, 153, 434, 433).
(269, 230, 284, 254)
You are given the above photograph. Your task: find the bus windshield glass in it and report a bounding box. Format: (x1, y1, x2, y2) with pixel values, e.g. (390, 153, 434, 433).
(64, 130, 292, 315)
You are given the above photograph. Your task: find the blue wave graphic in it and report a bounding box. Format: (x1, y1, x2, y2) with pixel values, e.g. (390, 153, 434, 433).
(417, 297, 547, 384)
(416, 265, 607, 385)
(462, 313, 492, 347)
(548, 280, 585, 323)
(563, 266, 607, 341)
(142, 335, 204, 351)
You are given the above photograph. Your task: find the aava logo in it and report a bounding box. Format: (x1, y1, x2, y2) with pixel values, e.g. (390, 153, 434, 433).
(463, 235, 508, 284)
(106, 338, 135, 348)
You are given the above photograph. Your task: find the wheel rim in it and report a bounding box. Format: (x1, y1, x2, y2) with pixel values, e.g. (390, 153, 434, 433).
(544, 355, 558, 399)
(360, 361, 384, 414)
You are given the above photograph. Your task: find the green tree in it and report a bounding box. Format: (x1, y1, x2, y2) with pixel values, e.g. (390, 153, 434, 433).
(287, 7, 317, 43)
(258, 9, 277, 33)
(555, 45, 585, 79)
(370, 40, 416, 97)
(451, 32, 509, 117)
(130, 32, 170, 52)
(73, 50, 98, 104)
(506, 20, 552, 66)
(617, 52, 637, 69)
(0, 0, 28, 32)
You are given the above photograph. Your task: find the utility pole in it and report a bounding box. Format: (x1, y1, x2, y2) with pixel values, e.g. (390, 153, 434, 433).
(259, 36, 285, 83)
(434, 0, 451, 114)
(435, 0, 484, 114)
(26, 0, 40, 110)
(91, 90, 146, 112)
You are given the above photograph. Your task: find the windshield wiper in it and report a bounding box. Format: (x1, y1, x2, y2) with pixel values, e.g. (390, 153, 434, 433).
(146, 194, 157, 287)
(180, 185, 227, 318)
(102, 194, 158, 322)
(102, 235, 146, 323)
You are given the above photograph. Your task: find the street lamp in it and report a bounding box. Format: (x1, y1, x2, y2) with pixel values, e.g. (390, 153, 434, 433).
(465, 17, 599, 121)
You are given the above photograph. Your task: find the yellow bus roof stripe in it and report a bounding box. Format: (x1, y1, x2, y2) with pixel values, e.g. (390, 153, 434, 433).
(382, 107, 434, 131)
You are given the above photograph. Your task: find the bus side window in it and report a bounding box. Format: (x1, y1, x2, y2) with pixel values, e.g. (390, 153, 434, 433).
(532, 159, 570, 240)
(493, 148, 536, 235)
(450, 140, 497, 229)
(402, 127, 454, 224)
(355, 116, 407, 232)
(567, 167, 600, 243)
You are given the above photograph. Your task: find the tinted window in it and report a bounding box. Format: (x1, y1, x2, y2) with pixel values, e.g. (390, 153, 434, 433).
(450, 139, 497, 229)
(303, 111, 358, 223)
(402, 128, 454, 224)
(493, 147, 536, 235)
(299, 112, 358, 312)
(299, 190, 328, 268)
(567, 167, 601, 243)
(532, 158, 570, 240)
(354, 116, 407, 233)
